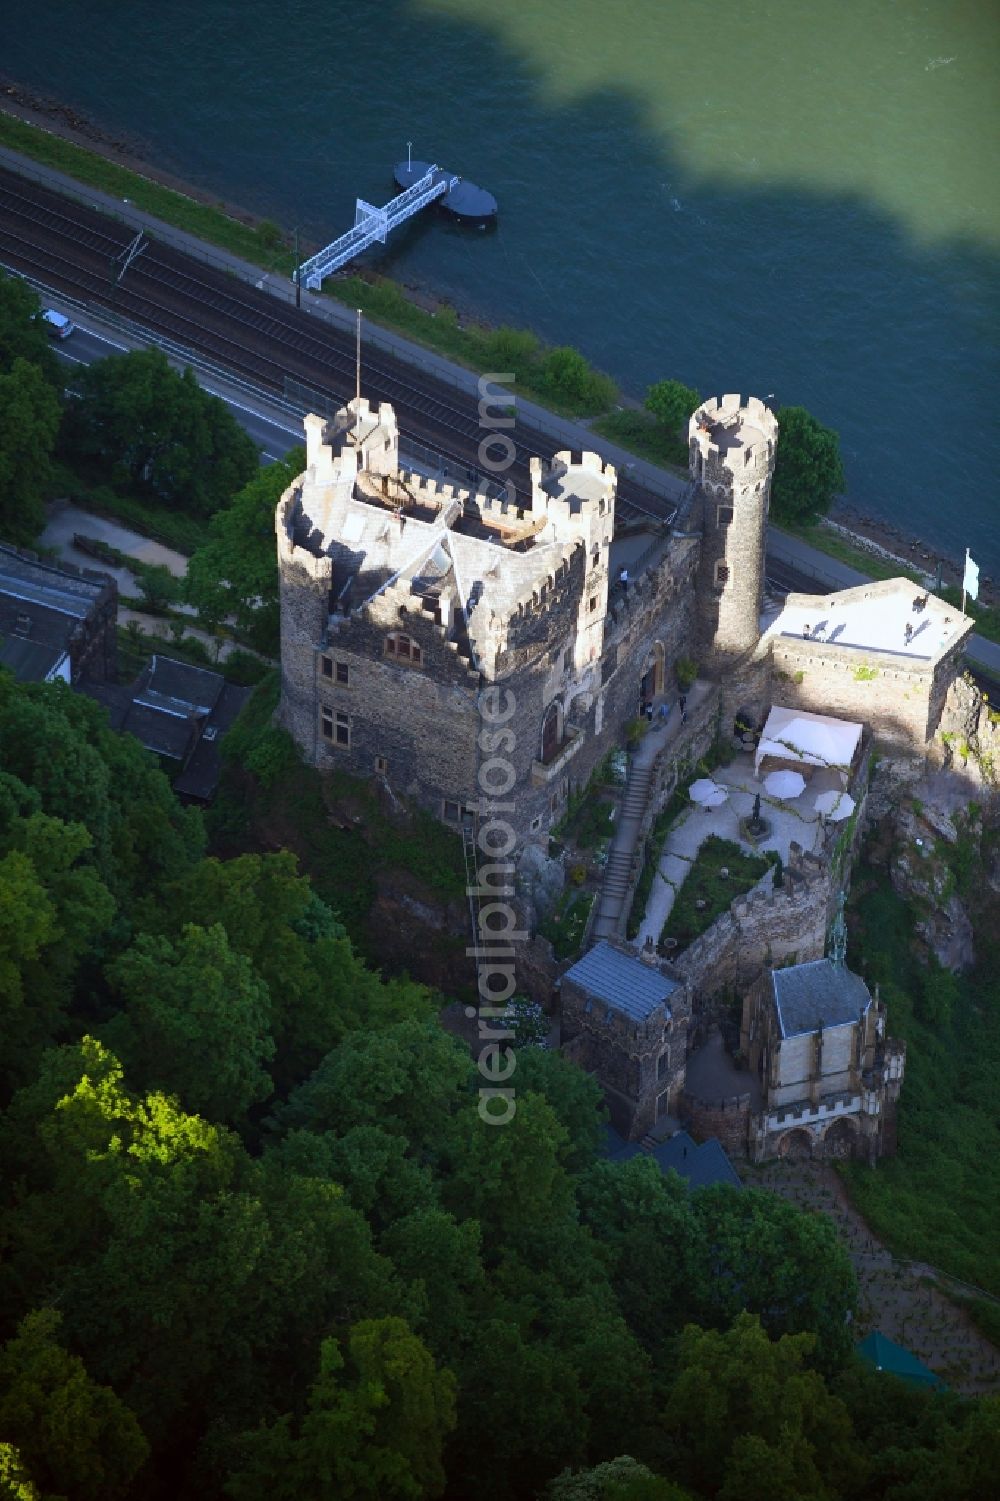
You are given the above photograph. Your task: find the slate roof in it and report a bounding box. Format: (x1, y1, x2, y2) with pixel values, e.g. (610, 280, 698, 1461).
(564, 940, 679, 1021)
(601, 1125, 743, 1191)
(771, 959, 871, 1039)
(78, 658, 251, 801)
(173, 682, 252, 800)
(144, 655, 225, 716)
(0, 635, 65, 682)
(651, 1131, 743, 1190)
(0, 546, 115, 683)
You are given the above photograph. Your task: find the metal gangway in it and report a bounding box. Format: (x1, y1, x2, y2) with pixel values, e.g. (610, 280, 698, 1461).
(295, 166, 459, 290)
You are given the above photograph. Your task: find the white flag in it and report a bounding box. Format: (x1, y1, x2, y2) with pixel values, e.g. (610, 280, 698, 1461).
(963, 550, 980, 602)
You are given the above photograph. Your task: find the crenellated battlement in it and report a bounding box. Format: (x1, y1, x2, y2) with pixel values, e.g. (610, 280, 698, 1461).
(689, 393, 778, 476)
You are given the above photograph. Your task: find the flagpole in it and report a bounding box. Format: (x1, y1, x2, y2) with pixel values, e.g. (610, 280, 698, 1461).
(962, 548, 968, 616)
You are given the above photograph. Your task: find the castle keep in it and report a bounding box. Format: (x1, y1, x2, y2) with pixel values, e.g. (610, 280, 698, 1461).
(275, 391, 781, 842)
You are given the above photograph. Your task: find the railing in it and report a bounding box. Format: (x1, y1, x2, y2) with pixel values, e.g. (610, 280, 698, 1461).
(296, 168, 457, 287)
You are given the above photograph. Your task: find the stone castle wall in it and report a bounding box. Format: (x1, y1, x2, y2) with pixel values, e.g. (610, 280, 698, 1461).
(771, 632, 966, 751)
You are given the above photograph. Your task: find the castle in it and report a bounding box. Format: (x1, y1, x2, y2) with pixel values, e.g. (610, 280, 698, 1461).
(276, 389, 970, 840)
(275, 389, 972, 1161)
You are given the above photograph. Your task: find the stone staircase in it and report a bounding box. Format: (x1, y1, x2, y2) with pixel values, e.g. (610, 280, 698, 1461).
(590, 760, 654, 940)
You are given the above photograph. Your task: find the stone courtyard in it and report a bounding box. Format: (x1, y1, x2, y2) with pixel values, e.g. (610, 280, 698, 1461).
(637, 750, 846, 946)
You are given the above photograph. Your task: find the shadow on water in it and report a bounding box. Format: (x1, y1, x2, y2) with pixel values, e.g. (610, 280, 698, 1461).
(3, 0, 998, 565)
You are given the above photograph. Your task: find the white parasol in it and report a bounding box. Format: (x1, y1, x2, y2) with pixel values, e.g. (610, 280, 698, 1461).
(814, 789, 856, 822)
(701, 786, 729, 809)
(689, 778, 721, 804)
(763, 769, 806, 799)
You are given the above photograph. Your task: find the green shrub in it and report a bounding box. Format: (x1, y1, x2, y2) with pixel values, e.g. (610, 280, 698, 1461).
(675, 656, 698, 691)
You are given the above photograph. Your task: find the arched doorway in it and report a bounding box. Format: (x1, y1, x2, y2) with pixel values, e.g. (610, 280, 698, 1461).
(777, 1127, 813, 1161)
(822, 1117, 858, 1160)
(640, 642, 665, 707)
(541, 702, 562, 764)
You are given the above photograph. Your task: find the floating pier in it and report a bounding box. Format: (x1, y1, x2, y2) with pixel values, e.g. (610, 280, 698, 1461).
(295, 154, 498, 291)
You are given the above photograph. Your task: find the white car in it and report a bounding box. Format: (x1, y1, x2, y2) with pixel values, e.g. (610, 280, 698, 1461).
(42, 308, 75, 340)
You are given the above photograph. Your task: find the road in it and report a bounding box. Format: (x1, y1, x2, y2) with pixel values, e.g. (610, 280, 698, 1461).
(48, 303, 1000, 682)
(55, 323, 302, 463)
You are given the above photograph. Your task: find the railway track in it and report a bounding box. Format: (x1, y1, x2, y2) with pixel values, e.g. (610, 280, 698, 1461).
(0, 166, 676, 526)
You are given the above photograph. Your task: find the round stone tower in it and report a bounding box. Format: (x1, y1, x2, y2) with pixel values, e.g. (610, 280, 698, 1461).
(689, 394, 778, 675)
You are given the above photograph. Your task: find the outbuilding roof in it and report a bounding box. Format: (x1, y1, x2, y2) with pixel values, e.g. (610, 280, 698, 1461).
(651, 1131, 743, 1190)
(564, 940, 678, 1022)
(771, 959, 871, 1039)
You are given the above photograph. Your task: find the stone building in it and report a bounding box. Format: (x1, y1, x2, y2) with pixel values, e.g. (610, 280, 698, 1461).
(275, 389, 972, 856)
(276, 395, 704, 843)
(559, 939, 692, 1139)
(0, 543, 117, 685)
(739, 908, 905, 1163)
(763, 578, 974, 753)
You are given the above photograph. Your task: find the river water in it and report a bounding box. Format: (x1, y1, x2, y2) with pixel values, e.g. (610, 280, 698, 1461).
(3, 0, 998, 565)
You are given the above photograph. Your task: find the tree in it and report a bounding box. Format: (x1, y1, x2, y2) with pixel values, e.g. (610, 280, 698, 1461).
(688, 1186, 858, 1367)
(224, 1318, 456, 1501)
(150, 852, 433, 1087)
(106, 923, 275, 1123)
(0, 271, 60, 386)
(442, 1092, 576, 1250)
(185, 453, 302, 652)
(770, 404, 845, 525)
(510, 1045, 607, 1172)
(0, 358, 62, 543)
(661, 1313, 863, 1501)
(277, 1020, 471, 1153)
(133, 561, 180, 612)
(547, 1457, 691, 1501)
(0, 1308, 148, 1501)
(0, 674, 204, 905)
(644, 379, 700, 437)
(62, 347, 258, 516)
(577, 1156, 705, 1368)
(539, 347, 617, 412)
(0, 813, 114, 1097)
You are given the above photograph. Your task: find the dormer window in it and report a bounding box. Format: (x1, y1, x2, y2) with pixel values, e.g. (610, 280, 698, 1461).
(386, 633, 422, 666)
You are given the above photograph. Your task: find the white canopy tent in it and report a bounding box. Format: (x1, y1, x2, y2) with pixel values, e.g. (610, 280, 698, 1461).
(755, 706, 863, 781)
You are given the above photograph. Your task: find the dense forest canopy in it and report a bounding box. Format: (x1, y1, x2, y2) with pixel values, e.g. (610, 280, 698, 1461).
(1, 667, 997, 1500)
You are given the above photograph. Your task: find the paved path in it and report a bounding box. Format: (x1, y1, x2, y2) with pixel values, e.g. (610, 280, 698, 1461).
(637, 754, 831, 947)
(41, 499, 188, 592)
(591, 684, 711, 942)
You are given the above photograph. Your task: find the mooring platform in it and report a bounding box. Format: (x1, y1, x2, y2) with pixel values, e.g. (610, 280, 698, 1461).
(295, 156, 498, 290)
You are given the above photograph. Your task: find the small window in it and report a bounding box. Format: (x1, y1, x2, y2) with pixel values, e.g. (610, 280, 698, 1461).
(658, 1049, 670, 1080)
(717, 505, 734, 527)
(375, 755, 388, 774)
(714, 560, 730, 588)
(531, 815, 542, 832)
(589, 595, 598, 612)
(321, 655, 333, 678)
(443, 799, 461, 824)
(322, 707, 350, 747)
(336, 661, 350, 685)
(386, 633, 421, 666)
(564, 648, 573, 671)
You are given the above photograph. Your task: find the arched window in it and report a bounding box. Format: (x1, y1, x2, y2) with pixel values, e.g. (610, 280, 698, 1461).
(385, 633, 422, 666)
(541, 702, 562, 764)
